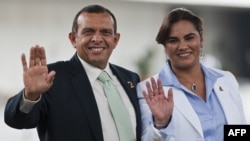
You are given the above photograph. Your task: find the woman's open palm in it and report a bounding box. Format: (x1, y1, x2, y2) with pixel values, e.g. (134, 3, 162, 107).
(142, 77, 174, 125)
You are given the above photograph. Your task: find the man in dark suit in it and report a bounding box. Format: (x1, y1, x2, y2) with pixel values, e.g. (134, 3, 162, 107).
(4, 4, 141, 141)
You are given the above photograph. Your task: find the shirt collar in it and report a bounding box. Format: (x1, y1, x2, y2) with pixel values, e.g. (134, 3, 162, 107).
(77, 54, 112, 85)
(159, 60, 223, 87)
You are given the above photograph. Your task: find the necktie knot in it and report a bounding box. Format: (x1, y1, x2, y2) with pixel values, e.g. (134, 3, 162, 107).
(98, 71, 111, 83)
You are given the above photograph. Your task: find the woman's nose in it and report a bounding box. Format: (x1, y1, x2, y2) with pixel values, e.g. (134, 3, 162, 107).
(178, 40, 188, 50)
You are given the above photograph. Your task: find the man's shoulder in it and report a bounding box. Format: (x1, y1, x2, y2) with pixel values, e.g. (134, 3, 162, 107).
(47, 60, 71, 71)
(110, 63, 138, 75)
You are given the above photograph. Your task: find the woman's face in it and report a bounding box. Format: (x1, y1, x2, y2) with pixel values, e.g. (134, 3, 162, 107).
(164, 20, 203, 70)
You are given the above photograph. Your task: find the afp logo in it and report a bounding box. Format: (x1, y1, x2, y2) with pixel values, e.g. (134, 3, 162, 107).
(224, 125, 250, 141)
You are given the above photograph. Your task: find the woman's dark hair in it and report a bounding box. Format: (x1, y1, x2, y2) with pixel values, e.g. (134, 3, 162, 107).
(71, 4, 117, 34)
(156, 8, 203, 45)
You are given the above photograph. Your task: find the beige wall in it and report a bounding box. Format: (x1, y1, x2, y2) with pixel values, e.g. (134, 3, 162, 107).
(0, 0, 168, 94)
(0, 1, 249, 141)
(0, 1, 168, 140)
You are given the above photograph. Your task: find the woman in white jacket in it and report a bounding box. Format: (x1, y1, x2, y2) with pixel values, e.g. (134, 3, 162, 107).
(136, 7, 246, 141)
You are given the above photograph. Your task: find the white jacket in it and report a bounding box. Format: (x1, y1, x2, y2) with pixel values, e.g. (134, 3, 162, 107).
(137, 64, 246, 141)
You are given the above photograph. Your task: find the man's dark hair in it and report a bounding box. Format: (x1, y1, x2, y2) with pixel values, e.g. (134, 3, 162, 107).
(71, 4, 117, 34)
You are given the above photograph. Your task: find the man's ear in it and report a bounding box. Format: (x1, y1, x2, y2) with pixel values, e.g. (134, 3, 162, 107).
(69, 32, 76, 48)
(113, 33, 120, 49)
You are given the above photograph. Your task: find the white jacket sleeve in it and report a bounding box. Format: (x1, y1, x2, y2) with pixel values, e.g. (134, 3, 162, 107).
(136, 79, 174, 141)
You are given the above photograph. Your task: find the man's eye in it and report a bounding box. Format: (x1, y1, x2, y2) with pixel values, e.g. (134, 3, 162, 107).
(82, 30, 93, 35)
(83, 31, 91, 34)
(102, 30, 112, 36)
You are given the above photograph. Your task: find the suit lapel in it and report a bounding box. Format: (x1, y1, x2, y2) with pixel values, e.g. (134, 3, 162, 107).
(214, 82, 239, 124)
(160, 64, 203, 136)
(110, 64, 138, 109)
(110, 64, 142, 140)
(172, 88, 204, 137)
(69, 54, 103, 141)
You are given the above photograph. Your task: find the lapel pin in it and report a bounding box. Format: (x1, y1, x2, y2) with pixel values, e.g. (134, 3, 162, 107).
(219, 86, 223, 91)
(127, 81, 135, 88)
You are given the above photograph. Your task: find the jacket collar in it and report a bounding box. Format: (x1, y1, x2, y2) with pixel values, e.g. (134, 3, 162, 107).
(158, 61, 226, 137)
(68, 53, 141, 140)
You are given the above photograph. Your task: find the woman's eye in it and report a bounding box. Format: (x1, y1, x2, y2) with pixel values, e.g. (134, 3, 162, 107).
(167, 39, 177, 43)
(186, 36, 194, 40)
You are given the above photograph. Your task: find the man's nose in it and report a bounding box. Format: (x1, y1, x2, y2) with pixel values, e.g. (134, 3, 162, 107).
(91, 33, 103, 42)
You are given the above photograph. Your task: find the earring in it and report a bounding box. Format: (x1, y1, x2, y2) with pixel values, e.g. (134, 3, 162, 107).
(200, 46, 204, 60)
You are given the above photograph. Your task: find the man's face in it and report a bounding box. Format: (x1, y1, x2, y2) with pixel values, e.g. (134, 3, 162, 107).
(69, 12, 120, 69)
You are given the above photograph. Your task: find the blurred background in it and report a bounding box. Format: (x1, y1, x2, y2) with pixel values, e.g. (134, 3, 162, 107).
(0, 0, 249, 140)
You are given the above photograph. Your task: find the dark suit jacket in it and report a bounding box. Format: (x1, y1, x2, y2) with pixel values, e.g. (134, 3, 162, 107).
(4, 53, 142, 141)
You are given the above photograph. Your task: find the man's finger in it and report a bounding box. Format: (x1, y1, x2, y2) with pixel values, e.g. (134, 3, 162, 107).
(29, 47, 35, 67)
(34, 45, 41, 66)
(21, 53, 28, 72)
(40, 47, 47, 66)
(46, 71, 56, 83)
